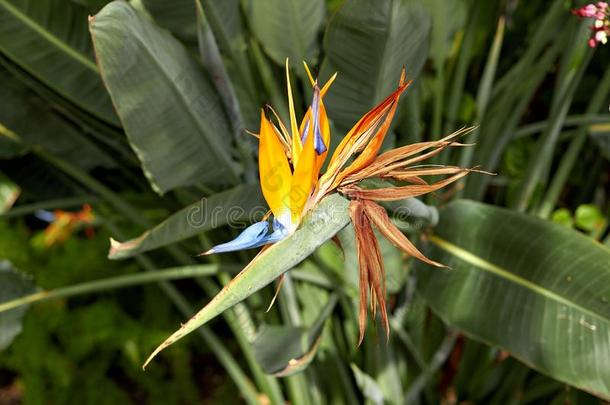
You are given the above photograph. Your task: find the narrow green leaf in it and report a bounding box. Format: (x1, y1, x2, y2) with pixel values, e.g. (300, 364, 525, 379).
(458, 14, 505, 172)
(319, 0, 430, 134)
(248, 0, 325, 67)
(463, 12, 568, 199)
(196, 0, 257, 181)
(0, 260, 36, 350)
(417, 200, 610, 400)
(144, 193, 350, 367)
(196, 0, 243, 141)
(0, 264, 234, 314)
(537, 69, 610, 219)
(512, 23, 593, 211)
(89, 1, 240, 193)
(0, 0, 118, 124)
(109, 185, 265, 260)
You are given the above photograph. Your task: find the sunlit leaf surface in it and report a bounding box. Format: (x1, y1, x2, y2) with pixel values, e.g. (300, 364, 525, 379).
(417, 200, 610, 399)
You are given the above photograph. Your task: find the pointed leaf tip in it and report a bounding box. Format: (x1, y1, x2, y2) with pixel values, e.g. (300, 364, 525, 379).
(143, 194, 350, 366)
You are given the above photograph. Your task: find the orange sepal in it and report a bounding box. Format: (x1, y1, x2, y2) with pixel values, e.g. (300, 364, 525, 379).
(258, 110, 292, 222)
(290, 122, 317, 222)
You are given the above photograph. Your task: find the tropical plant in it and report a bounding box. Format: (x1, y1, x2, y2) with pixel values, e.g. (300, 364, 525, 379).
(0, 0, 609, 403)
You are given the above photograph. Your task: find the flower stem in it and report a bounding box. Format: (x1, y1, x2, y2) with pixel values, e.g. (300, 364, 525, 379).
(0, 264, 231, 314)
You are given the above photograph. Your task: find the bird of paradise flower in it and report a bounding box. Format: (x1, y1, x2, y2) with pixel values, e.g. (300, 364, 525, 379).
(144, 60, 482, 367)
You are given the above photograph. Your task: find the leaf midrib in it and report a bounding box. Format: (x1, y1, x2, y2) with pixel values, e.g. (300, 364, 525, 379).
(0, 0, 98, 72)
(130, 32, 237, 180)
(429, 234, 609, 324)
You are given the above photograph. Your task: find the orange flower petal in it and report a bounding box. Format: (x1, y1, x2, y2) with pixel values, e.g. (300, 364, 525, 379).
(319, 79, 411, 193)
(286, 59, 302, 166)
(290, 122, 317, 221)
(258, 110, 292, 223)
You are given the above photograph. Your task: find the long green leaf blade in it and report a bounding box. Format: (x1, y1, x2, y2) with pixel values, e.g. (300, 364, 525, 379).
(248, 0, 325, 67)
(0, 0, 118, 124)
(0, 66, 116, 170)
(144, 193, 350, 367)
(319, 0, 430, 133)
(109, 185, 265, 259)
(416, 200, 610, 399)
(89, 1, 240, 193)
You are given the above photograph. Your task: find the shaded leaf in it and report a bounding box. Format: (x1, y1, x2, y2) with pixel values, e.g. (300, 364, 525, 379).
(0, 0, 118, 124)
(109, 185, 265, 260)
(417, 200, 610, 400)
(0, 125, 25, 159)
(319, 0, 430, 133)
(253, 294, 337, 376)
(0, 260, 37, 350)
(70, 0, 111, 13)
(141, 0, 197, 42)
(0, 66, 116, 170)
(90, 1, 240, 193)
(248, 0, 325, 67)
(144, 193, 350, 367)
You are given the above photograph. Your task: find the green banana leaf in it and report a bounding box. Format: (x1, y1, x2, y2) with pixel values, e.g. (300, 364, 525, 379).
(416, 199, 610, 400)
(0, 68, 116, 170)
(0, 0, 118, 125)
(141, 0, 197, 42)
(247, 0, 325, 67)
(319, 0, 430, 133)
(89, 1, 240, 194)
(144, 193, 350, 367)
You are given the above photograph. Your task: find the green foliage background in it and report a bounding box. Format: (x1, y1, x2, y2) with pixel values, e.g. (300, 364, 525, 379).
(0, 0, 609, 403)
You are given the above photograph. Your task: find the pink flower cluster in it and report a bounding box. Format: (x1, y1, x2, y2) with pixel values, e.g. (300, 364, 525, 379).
(572, 2, 609, 47)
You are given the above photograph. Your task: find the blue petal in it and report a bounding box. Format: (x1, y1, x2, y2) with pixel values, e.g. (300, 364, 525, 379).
(253, 224, 290, 247)
(310, 87, 327, 155)
(300, 87, 327, 155)
(35, 209, 55, 223)
(206, 221, 270, 254)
